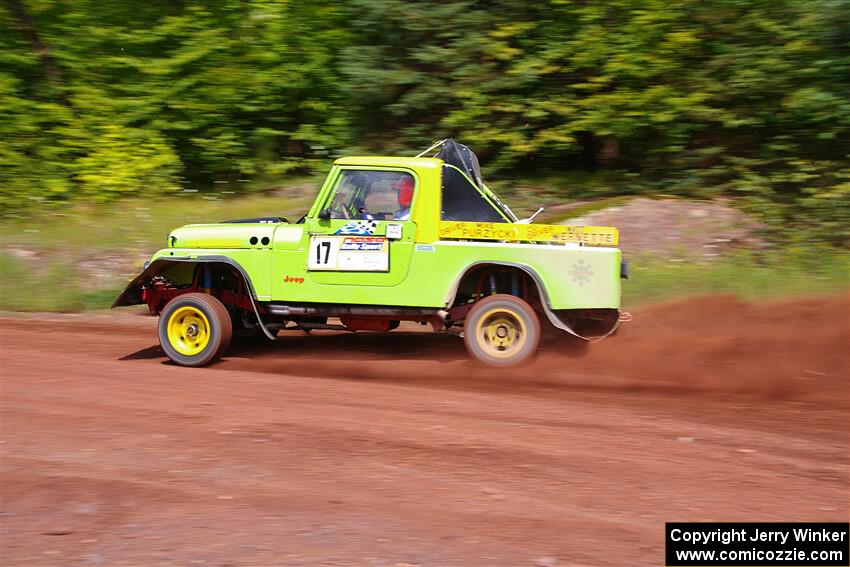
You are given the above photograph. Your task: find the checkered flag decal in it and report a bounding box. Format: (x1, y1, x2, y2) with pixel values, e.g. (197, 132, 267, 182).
(334, 220, 379, 235)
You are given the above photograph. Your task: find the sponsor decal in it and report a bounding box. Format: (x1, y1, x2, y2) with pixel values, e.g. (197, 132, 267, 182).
(569, 259, 594, 286)
(340, 236, 386, 252)
(334, 220, 379, 235)
(438, 221, 619, 246)
(386, 223, 403, 239)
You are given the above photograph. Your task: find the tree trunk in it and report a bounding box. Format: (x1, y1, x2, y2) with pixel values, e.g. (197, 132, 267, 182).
(6, 0, 68, 103)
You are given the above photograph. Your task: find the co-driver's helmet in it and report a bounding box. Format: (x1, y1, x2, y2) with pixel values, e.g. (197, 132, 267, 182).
(393, 176, 414, 208)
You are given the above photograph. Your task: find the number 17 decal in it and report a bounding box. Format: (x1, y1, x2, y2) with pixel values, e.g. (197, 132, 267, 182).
(316, 240, 331, 265)
(307, 236, 340, 270)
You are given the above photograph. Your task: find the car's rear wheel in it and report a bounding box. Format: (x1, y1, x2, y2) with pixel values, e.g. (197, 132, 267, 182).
(158, 293, 232, 367)
(463, 294, 540, 367)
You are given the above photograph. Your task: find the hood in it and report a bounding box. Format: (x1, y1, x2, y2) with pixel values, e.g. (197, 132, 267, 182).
(168, 220, 300, 249)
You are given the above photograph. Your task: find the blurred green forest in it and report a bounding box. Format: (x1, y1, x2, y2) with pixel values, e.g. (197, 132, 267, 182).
(2, 0, 849, 246)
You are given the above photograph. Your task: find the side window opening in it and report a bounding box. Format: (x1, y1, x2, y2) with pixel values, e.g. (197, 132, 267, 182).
(327, 170, 416, 221)
(440, 165, 507, 223)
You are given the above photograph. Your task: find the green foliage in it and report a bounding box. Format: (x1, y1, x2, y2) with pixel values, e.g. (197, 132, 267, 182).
(0, 253, 84, 311)
(1, 0, 848, 246)
(0, 189, 310, 311)
(76, 125, 181, 200)
(622, 251, 850, 308)
(0, 188, 314, 253)
(1, 189, 845, 312)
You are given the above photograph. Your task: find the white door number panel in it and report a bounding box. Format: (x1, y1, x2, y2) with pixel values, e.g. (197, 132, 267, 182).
(308, 235, 389, 272)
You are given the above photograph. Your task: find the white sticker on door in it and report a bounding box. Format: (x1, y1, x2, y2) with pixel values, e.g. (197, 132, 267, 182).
(386, 223, 403, 239)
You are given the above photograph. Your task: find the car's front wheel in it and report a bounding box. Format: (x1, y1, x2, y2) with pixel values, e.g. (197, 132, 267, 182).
(463, 294, 541, 367)
(158, 293, 232, 367)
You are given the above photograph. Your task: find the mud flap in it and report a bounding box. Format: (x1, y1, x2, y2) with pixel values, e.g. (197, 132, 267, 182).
(543, 307, 621, 343)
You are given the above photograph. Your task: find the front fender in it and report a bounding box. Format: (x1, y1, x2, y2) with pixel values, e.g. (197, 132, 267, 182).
(111, 256, 258, 308)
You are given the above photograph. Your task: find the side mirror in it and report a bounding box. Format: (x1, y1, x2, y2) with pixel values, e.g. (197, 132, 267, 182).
(318, 208, 331, 220)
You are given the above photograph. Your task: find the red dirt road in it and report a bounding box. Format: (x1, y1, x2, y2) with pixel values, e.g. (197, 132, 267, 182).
(1, 295, 848, 566)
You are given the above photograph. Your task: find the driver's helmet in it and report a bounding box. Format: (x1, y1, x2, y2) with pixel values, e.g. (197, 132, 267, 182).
(393, 176, 414, 208)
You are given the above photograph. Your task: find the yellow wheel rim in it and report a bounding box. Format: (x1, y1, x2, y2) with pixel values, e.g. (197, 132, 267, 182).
(166, 306, 211, 356)
(474, 307, 528, 359)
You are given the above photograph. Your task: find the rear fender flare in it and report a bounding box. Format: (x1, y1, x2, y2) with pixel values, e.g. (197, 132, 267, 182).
(445, 261, 587, 340)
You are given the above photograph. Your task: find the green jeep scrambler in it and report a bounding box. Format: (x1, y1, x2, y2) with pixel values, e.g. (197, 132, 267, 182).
(114, 140, 625, 367)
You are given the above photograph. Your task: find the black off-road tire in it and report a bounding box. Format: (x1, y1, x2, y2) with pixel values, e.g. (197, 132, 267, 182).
(463, 294, 541, 367)
(158, 293, 233, 367)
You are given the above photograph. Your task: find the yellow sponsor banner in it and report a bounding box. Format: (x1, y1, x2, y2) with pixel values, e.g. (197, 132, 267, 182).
(438, 221, 619, 246)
